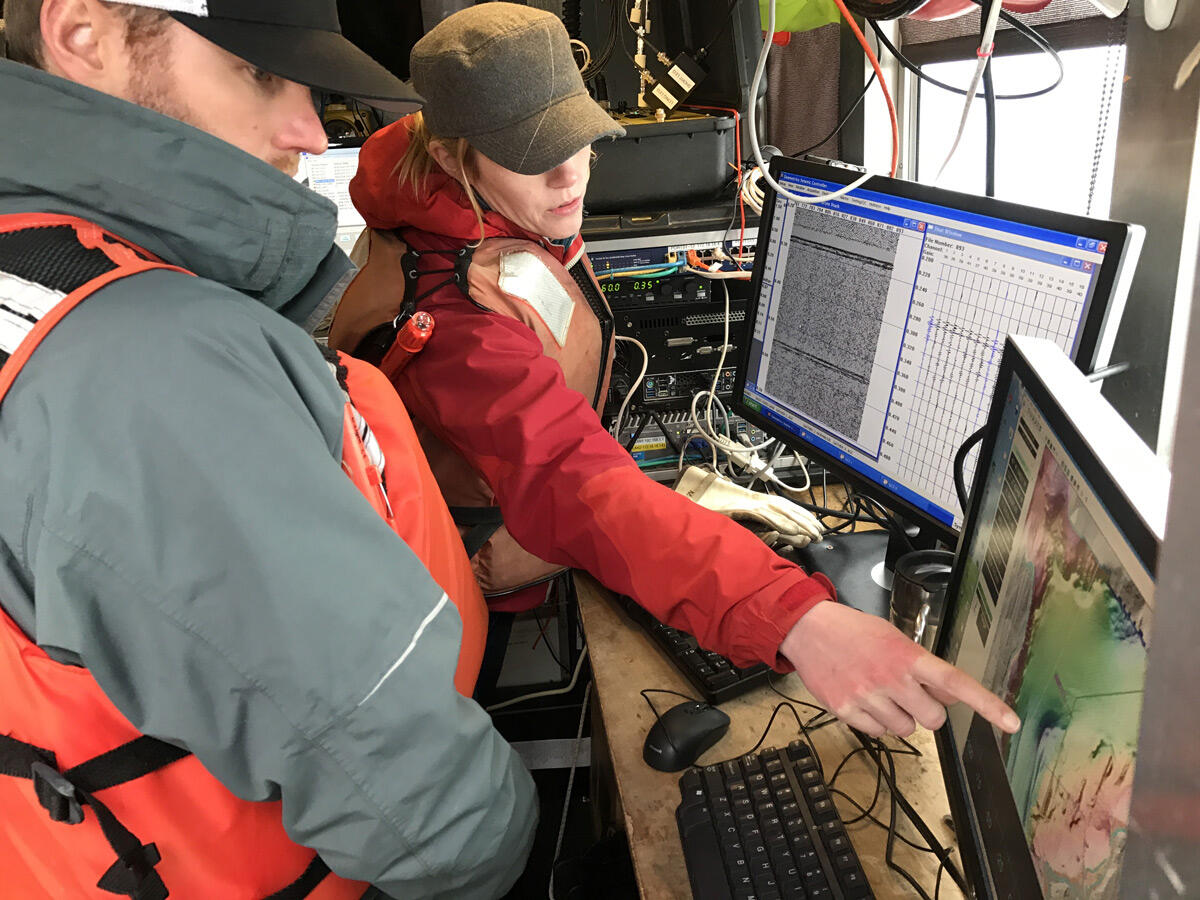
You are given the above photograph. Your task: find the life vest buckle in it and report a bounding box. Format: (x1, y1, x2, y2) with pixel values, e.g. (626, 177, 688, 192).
(30, 760, 84, 825)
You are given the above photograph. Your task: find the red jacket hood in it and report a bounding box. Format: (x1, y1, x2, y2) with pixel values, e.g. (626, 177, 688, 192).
(349, 119, 581, 264)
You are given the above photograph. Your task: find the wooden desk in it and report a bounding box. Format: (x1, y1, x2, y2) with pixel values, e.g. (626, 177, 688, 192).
(576, 573, 964, 900)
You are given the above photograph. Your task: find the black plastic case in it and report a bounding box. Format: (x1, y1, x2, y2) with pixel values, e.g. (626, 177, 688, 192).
(587, 113, 736, 214)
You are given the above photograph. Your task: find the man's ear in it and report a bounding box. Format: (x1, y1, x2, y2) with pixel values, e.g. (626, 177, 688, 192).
(39, 0, 130, 93)
(427, 140, 464, 181)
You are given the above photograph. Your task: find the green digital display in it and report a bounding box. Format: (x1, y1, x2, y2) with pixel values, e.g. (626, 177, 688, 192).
(600, 279, 660, 293)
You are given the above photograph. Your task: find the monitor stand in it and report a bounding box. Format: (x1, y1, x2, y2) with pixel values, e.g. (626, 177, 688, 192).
(791, 523, 940, 619)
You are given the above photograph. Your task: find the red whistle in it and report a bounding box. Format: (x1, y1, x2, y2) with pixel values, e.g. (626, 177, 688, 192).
(380, 311, 435, 378)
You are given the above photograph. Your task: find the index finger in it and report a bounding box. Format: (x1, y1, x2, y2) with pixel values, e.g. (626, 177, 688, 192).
(912, 655, 1021, 733)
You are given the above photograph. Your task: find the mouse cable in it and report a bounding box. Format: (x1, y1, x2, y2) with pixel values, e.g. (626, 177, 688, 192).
(641, 688, 702, 758)
(738, 701, 810, 759)
(766, 672, 829, 721)
(548, 680, 593, 900)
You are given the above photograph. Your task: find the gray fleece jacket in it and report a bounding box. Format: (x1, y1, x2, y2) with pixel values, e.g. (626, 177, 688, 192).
(0, 60, 536, 899)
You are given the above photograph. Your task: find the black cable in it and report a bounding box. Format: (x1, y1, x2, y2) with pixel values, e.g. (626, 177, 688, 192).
(649, 411, 684, 457)
(640, 688, 700, 758)
(695, 0, 741, 61)
(622, 412, 649, 452)
(869, 16, 1064, 102)
(854, 493, 916, 553)
(826, 786, 950, 855)
(791, 72, 877, 159)
(799, 501, 887, 524)
(952, 426, 987, 513)
(933, 852, 949, 900)
(641, 688, 697, 703)
(740, 702, 809, 757)
(825, 516, 857, 535)
(857, 734, 971, 896)
(765, 674, 830, 720)
(878, 741, 936, 900)
(531, 609, 567, 673)
(828, 746, 885, 825)
(582, 0, 622, 82)
(841, 0, 927, 20)
(981, 0, 997, 197)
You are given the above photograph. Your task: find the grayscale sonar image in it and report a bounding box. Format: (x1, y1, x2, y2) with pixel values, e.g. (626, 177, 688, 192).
(764, 207, 899, 443)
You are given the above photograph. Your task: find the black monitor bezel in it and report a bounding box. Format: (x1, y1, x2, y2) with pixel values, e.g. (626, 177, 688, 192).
(932, 336, 1160, 899)
(731, 156, 1136, 541)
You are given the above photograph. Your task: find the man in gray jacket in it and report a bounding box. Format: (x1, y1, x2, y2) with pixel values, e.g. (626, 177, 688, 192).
(0, 1, 536, 896)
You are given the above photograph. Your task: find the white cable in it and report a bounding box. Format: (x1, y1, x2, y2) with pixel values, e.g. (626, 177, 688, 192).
(689, 282, 773, 456)
(935, 4, 1004, 181)
(677, 430, 714, 472)
(766, 461, 812, 494)
(684, 266, 750, 280)
(741, 168, 765, 215)
(748, 0, 875, 206)
(611, 335, 649, 441)
(569, 38, 592, 71)
(484, 645, 589, 712)
(707, 281, 732, 435)
(547, 679, 593, 900)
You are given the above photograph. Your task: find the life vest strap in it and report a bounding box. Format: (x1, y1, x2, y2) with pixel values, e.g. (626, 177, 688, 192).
(0, 732, 183, 898)
(448, 506, 505, 559)
(263, 855, 335, 900)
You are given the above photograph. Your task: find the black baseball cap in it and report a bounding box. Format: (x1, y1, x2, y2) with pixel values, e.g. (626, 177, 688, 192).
(130, 0, 423, 113)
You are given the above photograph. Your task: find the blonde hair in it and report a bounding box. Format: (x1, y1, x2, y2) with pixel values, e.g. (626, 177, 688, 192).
(393, 112, 487, 245)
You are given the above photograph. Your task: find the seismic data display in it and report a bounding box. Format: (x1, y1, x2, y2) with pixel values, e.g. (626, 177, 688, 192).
(764, 205, 898, 439)
(947, 381, 1154, 900)
(743, 171, 1108, 530)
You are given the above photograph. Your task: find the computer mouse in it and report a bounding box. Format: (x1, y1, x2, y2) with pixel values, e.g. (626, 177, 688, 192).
(643, 700, 731, 772)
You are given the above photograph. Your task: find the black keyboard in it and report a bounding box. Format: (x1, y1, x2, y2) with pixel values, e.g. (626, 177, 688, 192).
(676, 740, 875, 900)
(617, 595, 771, 704)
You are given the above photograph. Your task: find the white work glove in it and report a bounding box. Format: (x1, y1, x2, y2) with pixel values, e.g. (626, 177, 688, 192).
(673, 466, 823, 549)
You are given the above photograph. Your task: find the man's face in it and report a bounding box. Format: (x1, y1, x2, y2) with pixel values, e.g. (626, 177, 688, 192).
(121, 19, 328, 175)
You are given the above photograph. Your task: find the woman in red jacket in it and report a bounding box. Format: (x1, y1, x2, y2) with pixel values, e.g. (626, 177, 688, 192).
(333, 2, 1018, 739)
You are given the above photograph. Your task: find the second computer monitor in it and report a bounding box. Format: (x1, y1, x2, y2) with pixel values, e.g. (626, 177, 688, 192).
(734, 157, 1142, 538)
(936, 335, 1166, 898)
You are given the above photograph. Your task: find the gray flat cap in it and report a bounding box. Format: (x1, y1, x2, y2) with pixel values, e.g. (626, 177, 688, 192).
(411, 2, 624, 175)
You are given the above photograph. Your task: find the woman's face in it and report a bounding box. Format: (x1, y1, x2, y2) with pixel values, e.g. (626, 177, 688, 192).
(471, 146, 592, 241)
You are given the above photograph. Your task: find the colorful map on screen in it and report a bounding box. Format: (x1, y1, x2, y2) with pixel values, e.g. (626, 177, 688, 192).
(984, 450, 1150, 898)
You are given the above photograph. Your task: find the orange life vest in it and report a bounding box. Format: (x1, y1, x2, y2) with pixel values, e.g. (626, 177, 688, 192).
(0, 214, 488, 899)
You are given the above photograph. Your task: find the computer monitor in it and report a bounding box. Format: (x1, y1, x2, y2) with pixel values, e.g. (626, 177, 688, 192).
(733, 157, 1143, 541)
(935, 335, 1167, 899)
(297, 142, 366, 255)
